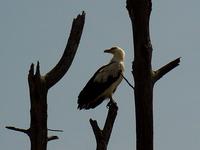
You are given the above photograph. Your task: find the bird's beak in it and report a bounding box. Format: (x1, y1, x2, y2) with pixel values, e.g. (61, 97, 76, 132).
(104, 49, 111, 53)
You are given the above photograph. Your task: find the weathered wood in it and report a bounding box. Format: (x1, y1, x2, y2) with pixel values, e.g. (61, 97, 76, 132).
(127, 0, 153, 150)
(90, 103, 118, 150)
(126, 0, 180, 150)
(6, 12, 85, 150)
(28, 62, 48, 150)
(45, 12, 85, 89)
(152, 57, 180, 84)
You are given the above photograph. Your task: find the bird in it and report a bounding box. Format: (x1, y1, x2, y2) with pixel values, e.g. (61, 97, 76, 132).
(77, 46, 125, 110)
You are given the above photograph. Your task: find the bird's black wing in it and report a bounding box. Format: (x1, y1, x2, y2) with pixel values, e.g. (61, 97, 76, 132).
(77, 63, 121, 110)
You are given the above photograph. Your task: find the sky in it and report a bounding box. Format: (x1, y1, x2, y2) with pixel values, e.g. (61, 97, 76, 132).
(0, 0, 199, 150)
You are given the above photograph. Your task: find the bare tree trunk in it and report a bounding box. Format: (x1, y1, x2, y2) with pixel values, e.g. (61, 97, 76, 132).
(6, 12, 85, 150)
(126, 0, 180, 150)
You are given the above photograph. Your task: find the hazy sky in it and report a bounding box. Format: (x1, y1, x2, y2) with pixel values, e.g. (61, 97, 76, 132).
(0, 0, 199, 150)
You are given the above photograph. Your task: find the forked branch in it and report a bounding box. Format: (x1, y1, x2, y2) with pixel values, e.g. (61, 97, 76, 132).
(45, 11, 85, 89)
(90, 103, 118, 150)
(6, 12, 86, 150)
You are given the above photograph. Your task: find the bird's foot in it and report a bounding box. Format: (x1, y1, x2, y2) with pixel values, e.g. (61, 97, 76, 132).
(106, 100, 117, 109)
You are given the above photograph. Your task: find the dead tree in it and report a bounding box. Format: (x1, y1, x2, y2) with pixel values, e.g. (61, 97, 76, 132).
(126, 0, 180, 150)
(6, 12, 85, 150)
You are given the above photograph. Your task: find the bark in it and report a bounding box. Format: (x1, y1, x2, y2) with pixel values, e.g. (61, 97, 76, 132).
(6, 12, 85, 150)
(90, 103, 118, 150)
(126, 1, 180, 150)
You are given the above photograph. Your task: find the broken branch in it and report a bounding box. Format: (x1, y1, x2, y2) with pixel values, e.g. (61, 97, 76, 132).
(153, 57, 180, 84)
(45, 11, 85, 89)
(90, 103, 118, 150)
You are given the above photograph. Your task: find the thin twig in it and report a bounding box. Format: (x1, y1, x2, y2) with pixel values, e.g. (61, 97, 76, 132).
(121, 73, 134, 89)
(48, 128, 63, 132)
(6, 126, 29, 134)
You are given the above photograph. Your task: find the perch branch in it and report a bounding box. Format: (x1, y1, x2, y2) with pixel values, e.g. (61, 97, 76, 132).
(45, 11, 85, 89)
(90, 103, 118, 150)
(102, 103, 118, 145)
(153, 57, 180, 84)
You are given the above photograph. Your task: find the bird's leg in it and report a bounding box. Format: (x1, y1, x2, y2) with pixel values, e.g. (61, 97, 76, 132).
(106, 96, 116, 108)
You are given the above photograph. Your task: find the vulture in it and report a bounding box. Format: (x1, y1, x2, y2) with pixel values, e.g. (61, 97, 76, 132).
(78, 46, 125, 110)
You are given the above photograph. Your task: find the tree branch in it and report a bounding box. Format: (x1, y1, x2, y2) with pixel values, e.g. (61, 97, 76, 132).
(48, 128, 63, 132)
(121, 73, 134, 89)
(89, 119, 103, 144)
(6, 126, 29, 135)
(89, 103, 118, 150)
(48, 136, 59, 142)
(45, 11, 85, 89)
(102, 103, 118, 146)
(152, 57, 180, 84)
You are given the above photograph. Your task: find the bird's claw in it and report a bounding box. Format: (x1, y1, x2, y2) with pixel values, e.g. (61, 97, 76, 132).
(106, 101, 116, 109)
(106, 102, 111, 109)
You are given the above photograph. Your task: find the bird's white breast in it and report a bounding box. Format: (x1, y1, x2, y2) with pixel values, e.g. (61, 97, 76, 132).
(94, 61, 124, 100)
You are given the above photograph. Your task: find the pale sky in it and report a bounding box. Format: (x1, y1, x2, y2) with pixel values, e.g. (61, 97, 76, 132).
(0, 0, 200, 150)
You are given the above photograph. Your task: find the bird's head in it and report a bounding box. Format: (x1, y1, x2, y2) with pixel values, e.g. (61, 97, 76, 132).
(104, 46, 125, 62)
